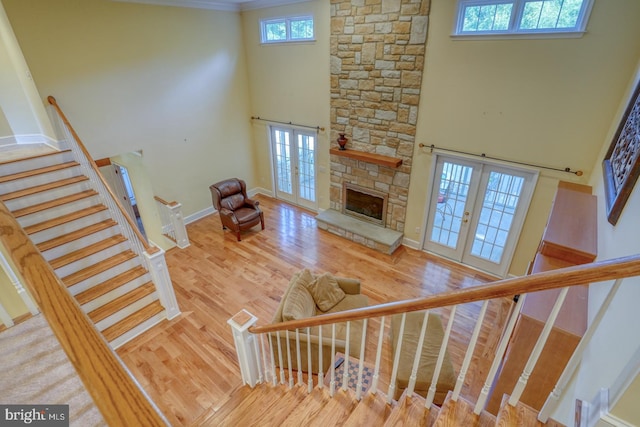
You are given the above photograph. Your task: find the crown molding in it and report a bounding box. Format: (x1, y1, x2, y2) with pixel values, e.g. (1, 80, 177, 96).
(112, 0, 311, 12)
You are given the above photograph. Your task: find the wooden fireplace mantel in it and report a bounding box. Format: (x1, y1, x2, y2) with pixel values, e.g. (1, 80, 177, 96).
(330, 148, 403, 168)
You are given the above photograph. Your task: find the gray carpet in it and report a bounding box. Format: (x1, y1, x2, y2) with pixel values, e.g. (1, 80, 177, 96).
(0, 314, 106, 426)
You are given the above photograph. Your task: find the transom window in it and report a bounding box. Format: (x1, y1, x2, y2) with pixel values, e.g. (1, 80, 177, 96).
(454, 0, 594, 37)
(260, 16, 314, 44)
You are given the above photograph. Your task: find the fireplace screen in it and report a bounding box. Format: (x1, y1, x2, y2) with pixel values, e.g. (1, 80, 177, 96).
(343, 183, 388, 226)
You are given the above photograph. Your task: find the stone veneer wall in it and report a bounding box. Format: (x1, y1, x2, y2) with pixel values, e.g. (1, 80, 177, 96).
(330, 0, 431, 233)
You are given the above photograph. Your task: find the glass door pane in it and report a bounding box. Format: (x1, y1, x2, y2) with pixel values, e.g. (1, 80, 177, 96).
(297, 132, 316, 210)
(271, 127, 295, 203)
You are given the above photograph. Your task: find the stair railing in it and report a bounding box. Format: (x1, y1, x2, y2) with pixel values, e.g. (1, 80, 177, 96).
(229, 254, 640, 417)
(154, 196, 190, 248)
(47, 96, 180, 320)
(0, 201, 169, 426)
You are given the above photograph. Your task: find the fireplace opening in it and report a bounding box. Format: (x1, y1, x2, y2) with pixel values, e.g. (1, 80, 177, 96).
(343, 183, 388, 227)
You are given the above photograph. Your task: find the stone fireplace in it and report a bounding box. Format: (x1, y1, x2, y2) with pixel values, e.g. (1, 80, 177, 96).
(343, 183, 388, 226)
(316, 0, 431, 254)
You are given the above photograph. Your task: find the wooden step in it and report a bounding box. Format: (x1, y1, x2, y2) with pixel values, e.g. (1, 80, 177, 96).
(495, 395, 565, 427)
(0, 161, 80, 183)
(0, 148, 71, 167)
(23, 205, 108, 235)
(75, 266, 148, 305)
(101, 300, 165, 342)
(12, 190, 98, 218)
(0, 175, 89, 201)
(384, 391, 439, 427)
(345, 391, 393, 425)
(50, 235, 127, 270)
(62, 250, 138, 287)
(291, 388, 357, 426)
(432, 392, 496, 427)
(88, 282, 156, 323)
(37, 219, 118, 252)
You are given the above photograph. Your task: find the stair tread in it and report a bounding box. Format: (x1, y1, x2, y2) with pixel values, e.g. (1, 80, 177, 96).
(50, 235, 128, 269)
(76, 266, 148, 305)
(0, 160, 80, 183)
(345, 391, 393, 426)
(37, 219, 118, 252)
(101, 300, 165, 342)
(0, 175, 89, 201)
(384, 392, 439, 427)
(433, 392, 496, 427)
(495, 395, 549, 427)
(88, 282, 156, 323)
(290, 388, 357, 426)
(62, 250, 138, 287)
(0, 149, 72, 166)
(12, 190, 98, 218)
(24, 204, 107, 235)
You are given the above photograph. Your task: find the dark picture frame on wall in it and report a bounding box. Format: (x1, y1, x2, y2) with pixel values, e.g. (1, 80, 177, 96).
(602, 81, 640, 225)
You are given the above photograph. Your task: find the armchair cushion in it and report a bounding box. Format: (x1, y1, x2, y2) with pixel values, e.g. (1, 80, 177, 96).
(307, 272, 346, 311)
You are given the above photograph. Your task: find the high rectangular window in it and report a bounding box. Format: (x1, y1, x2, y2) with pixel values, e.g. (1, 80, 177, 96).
(454, 0, 594, 37)
(261, 16, 314, 44)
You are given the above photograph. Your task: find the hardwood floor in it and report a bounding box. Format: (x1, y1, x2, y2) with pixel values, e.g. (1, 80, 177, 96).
(117, 196, 512, 426)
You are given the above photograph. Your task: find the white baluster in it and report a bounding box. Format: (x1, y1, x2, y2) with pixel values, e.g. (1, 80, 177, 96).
(426, 305, 457, 407)
(330, 323, 336, 397)
(539, 280, 622, 422)
(388, 312, 407, 404)
(167, 202, 189, 248)
(509, 287, 569, 407)
(296, 329, 303, 385)
(268, 333, 277, 386)
(0, 251, 38, 315)
(307, 327, 313, 393)
(475, 295, 526, 414)
(371, 316, 386, 395)
(285, 330, 294, 388)
(408, 311, 430, 397)
(260, 334, 269, 384)
(276, 331, 285, 385)
(342, 321, 351, 391)
(0, 301, 13, 328)
(318, 325, 324, 388)
(253, 329, 263, 384)
(453, 300, 489, 401)
(355, 318, 368, 401)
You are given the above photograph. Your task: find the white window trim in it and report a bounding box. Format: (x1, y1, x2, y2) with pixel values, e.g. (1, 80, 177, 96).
(260, 15, 315, 45)
(452, 0, 595, 39)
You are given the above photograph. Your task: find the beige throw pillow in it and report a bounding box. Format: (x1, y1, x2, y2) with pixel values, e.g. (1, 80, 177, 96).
(282, 281, 315, 321)
(308, 272, 346, 312)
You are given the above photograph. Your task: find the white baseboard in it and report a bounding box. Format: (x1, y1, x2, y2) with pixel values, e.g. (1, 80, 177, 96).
(184, 206, 215, 225)
(0, 134, 62, 150)
(249, 186, 273, 198)
(402, 237, 420, 250)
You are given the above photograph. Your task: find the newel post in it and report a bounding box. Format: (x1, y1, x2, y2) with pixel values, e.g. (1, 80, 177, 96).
(168, 202, 190, 249)
(228, 310, 261, 388)
(144, 247, 181, 320)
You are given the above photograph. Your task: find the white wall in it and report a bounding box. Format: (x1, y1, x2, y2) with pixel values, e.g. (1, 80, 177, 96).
(405, 0, 640, 275)
(241, 0, 330, 207)
(3, 0, 254, 217)
(551, 60, 640, 425)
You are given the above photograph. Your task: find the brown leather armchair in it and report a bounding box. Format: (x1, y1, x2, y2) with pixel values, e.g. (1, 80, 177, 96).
(209, 178, 264, 241)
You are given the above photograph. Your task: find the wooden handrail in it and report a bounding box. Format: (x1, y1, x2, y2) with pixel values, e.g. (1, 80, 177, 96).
(154, 195, 179, 208)
(0, 202, 168, 425)
(249, 254, 640, 334)
(47, 96, 151, 252)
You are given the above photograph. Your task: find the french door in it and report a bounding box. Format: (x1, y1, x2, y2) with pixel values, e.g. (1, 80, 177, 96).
(423, 155, 537, 277)
(270, 126, 317, 211)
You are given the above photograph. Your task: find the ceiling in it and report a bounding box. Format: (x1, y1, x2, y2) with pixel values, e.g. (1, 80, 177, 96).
(113, 0, 309, 12)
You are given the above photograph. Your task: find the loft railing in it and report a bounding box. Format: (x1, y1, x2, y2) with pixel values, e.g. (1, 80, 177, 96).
(230, 254, 640, 421)
(47, 96, 180, 320)
(154, 196, 190, 249)
(0, 201, 169, 425)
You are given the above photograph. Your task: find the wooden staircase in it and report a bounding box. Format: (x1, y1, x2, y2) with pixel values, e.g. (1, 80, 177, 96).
(0, 148, 166, 348)
(195, 382, 565, 426)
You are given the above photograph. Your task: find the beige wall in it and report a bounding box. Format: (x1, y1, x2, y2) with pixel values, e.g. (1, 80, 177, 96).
(3, 0, 254, 217)
(405, 0, 640, 275)
(552, 61, 640, 425)
(241, 0, 330, 207)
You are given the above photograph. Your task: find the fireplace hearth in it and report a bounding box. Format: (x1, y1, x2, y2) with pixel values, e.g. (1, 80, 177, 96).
(342, 183, 388, 227)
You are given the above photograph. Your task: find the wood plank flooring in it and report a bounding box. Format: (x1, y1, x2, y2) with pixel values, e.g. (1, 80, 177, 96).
(117, 196, 512, 426)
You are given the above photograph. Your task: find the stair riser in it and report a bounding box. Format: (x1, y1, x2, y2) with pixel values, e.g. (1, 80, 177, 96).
(68, 258, 142, 296)
(0, 151, 75, 176)
(28, 210, 112, 244)
(110, 311, 166, 350)
(40, 225, 121, 261)
(94, 293, 159, 331)
(3, 180, 91, 211)
(81, 275, 152, 313)
(53, 242, 132, 279)
(16, 195, 102, 228)
(0, 165, 83, 195)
